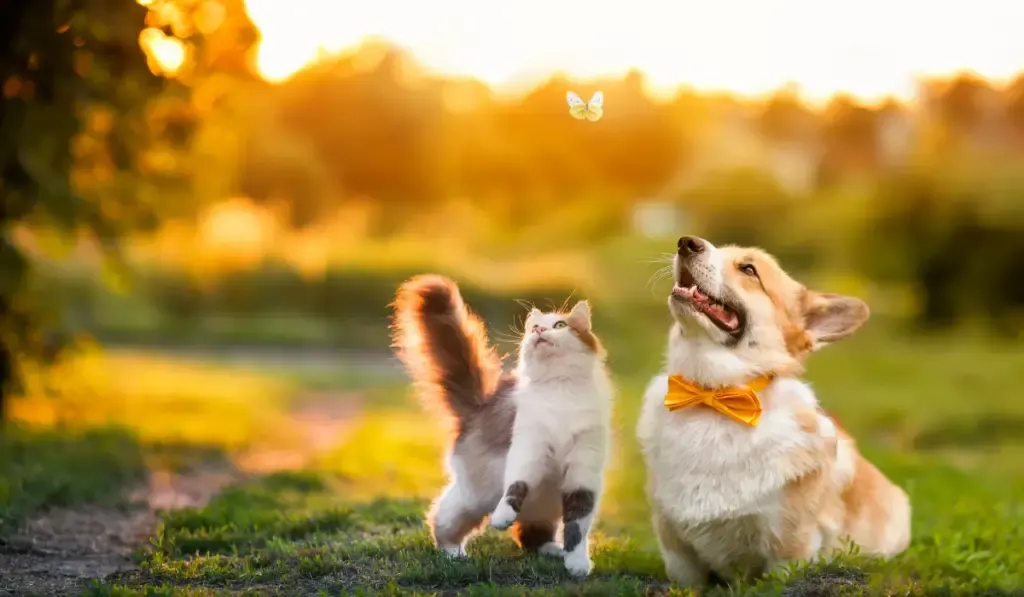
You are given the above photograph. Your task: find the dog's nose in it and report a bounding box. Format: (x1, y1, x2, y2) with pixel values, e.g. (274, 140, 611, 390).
(677, 236, 706, 256)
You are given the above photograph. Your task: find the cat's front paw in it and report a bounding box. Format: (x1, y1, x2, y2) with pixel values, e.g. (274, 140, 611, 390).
(564, 550, 592, 577)
(539, 542, 564, 557)
(489, 501, 518, 530)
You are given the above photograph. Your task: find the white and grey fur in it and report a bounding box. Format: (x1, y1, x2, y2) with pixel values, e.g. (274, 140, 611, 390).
(390, 275, 612, 577)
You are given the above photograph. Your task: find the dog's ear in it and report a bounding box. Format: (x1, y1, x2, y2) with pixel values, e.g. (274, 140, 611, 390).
(802, 292, 869, 350)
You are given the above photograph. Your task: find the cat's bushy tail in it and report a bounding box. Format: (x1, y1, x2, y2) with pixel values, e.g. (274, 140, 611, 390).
(391, 274, 504, 423)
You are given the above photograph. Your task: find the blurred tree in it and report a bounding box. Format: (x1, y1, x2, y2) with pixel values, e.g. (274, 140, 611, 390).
(926, 73, 1001, 153)
(758, 84, 817, 145)
(937, 74, 990, 134)
(0, 0, 259, 422)
(863, 161, 1024, 330)
(1005, 74, 1024, 149)
(0, 0, 169, 422)
(272, 44, 446, 218)
(238, 125, 338, 228)
(678, 167, 795, 252)
(137, 0, 260, 216)
(818, 94, 880, 187)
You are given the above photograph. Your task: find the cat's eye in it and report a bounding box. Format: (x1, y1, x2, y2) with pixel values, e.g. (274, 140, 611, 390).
(738, 264, 758, 277)
(553, 321, 568, 329)
(530, 324, 539, 332)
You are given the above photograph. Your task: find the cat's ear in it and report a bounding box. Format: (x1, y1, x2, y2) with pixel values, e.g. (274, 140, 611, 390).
(528, 307, 542, 319)
(568, 300, 591, 330)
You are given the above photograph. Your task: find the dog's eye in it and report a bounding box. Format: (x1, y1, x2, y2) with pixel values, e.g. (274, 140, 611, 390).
(553, 321, 567, 329)
(739, 264, 758, 277)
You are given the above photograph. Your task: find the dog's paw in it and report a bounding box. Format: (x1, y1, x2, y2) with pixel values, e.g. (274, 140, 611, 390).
(538, 542, 564, 558)
(564, 551, 592, 577)
(489, 501, 517, 530)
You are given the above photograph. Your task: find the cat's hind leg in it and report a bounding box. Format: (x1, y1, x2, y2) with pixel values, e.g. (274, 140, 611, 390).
(513, 489, 563, 557)
(511, 519, 563, 557)
(428, 479, 492, 558)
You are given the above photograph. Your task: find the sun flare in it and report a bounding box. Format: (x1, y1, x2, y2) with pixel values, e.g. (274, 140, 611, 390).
(143, 0, 1023, 102)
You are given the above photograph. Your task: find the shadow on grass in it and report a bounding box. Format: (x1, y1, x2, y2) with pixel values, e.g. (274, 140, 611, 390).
(0, 424, 147, 536)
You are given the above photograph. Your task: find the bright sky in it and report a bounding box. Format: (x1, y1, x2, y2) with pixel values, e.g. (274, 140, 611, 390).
(241, 0, 1023, 103)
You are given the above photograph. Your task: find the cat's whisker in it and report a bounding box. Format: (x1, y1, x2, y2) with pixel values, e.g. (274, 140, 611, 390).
(557, 291, 579, 314)
(493, 332, 521, 345)
(514, 298, 535, 313)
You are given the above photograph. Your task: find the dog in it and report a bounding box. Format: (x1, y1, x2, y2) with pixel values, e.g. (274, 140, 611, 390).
(636, 235, 911, 587)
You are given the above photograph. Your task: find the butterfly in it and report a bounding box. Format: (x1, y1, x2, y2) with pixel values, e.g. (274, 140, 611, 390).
(567, 90, 603, 121)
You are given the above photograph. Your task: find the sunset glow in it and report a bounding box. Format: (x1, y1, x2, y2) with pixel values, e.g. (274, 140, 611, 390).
(239, 0, 1024, 102)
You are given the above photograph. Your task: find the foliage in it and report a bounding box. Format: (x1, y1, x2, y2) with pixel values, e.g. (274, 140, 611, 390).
(0, 0, 194, 417)
(862, 157, 1024, 330)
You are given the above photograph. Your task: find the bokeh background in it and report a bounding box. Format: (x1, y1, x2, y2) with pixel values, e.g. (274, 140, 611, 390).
(1, 0, 1023, 594)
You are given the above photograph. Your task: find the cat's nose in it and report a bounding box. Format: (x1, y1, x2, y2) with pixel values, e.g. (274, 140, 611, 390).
(535, 327, 547, 333)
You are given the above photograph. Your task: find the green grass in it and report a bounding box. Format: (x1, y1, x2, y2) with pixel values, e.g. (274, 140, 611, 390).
(0, 425, 147, 534)
(5, 330, 1024, 595)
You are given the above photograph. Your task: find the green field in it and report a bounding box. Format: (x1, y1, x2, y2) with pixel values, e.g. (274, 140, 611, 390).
(2, 327, 1023, 595)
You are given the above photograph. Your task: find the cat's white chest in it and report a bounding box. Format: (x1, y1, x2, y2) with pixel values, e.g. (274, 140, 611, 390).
(511, 375, 611, 472)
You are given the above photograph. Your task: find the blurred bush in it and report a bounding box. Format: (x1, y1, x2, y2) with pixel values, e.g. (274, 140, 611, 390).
(44, 262, 583, 350)
(35, 151, 1024, 353)
(860, 158, 1024, 332)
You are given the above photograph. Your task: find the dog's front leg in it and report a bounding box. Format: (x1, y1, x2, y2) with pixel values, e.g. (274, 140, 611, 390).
(652, 509, 708, 587)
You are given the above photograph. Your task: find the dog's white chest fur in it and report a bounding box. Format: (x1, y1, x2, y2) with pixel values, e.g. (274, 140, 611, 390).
(637, 375, 824, 562)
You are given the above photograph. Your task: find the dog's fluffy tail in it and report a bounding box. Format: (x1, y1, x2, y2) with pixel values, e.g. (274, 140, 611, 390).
(391, 274, 503, 424)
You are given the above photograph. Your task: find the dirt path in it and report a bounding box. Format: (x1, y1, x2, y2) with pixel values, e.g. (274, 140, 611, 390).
(0, 391, 363, 596)
(234, 391, 363, 474)
(0, 463, 238, 596)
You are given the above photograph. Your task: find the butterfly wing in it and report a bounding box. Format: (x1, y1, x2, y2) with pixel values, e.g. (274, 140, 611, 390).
(567, 91, 587, 120)
(585, 91, 603, 121)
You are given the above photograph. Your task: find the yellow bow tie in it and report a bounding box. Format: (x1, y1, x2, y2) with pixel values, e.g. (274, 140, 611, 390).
(664, 375, 774, 427)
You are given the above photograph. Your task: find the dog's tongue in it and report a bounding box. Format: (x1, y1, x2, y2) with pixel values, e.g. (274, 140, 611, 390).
(673, 285, 739, 330)
(705, 303, 739, 330)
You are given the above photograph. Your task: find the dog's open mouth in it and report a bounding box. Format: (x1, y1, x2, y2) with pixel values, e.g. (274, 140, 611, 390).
(671, 271, 744, 334)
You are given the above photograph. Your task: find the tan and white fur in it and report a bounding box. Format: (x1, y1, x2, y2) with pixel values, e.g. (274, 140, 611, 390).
(390, 275, 612, 577)
(636, 236, 911, 588)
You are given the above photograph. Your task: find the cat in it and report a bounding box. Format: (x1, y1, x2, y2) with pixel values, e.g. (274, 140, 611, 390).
(390, 274, 613, 577)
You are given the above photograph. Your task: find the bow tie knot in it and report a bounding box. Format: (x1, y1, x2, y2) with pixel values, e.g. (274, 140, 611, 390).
(664, 374, 774, 427)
